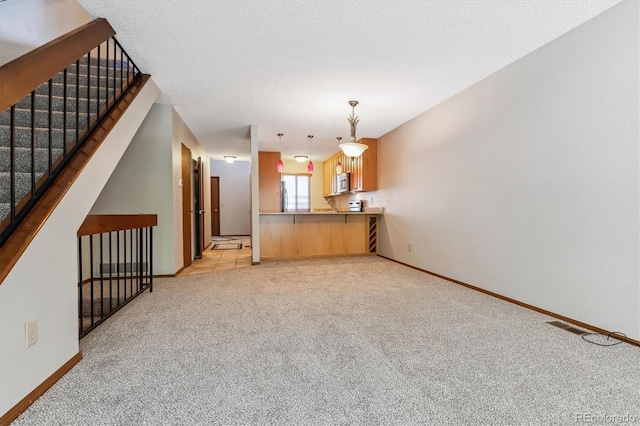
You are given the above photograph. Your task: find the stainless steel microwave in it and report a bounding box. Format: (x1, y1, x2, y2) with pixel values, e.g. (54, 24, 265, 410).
(337, 172, 350, 194)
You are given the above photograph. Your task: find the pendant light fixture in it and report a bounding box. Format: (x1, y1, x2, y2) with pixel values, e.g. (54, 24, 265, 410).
(336, 137, 343, 174)
(277, 133, 284, 172)
(307, 135, 314, 173)
(339, 100, 369, 158)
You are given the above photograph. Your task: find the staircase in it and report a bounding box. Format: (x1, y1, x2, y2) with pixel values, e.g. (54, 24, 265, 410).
(0, 41, 138, 245)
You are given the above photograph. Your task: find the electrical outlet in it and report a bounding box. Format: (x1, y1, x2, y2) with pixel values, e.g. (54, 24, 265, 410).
(408, 243, 412, 252)
(26, 319, 38, 348)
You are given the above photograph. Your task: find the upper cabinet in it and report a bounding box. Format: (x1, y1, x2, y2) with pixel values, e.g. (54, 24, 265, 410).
(259, 151, 281, 212)
(322, 138, 377, 196)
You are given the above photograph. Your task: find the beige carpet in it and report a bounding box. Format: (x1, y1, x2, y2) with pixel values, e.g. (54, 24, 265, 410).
(13, 256, 640, 425)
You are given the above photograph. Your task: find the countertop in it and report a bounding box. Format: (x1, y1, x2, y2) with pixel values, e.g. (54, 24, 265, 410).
(260, 210, 383, 215)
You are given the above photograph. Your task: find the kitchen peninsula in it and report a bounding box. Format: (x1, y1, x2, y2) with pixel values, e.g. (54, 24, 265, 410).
(259, 211, 379, 259)
(258, 137, 380, 260)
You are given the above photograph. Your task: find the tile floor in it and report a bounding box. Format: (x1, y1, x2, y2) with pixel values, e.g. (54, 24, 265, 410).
(178, 236, 252, 276)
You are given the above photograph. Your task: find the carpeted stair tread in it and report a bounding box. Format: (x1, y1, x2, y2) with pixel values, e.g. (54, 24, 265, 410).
(0, 146, 65, 174)
(0, 172, 38, 205)
(0, 108, 90, 130)
(0, 126, 76, 149)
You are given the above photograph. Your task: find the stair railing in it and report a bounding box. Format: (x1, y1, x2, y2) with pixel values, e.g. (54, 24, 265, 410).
(0, 19, 142, 246)
(77, 214, 156, 337)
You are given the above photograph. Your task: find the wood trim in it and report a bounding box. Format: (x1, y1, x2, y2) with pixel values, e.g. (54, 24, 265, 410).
(0, 352, 82, 426)
(78, 214, 158, 236)
(0, 74, 151, 286)
(0, 18, 116, 112)
(378, 255, 640, 347)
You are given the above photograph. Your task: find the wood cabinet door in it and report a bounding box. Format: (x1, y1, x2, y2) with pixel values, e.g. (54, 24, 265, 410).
(323, 159, 331, 196)
(360, 138, 377, 191)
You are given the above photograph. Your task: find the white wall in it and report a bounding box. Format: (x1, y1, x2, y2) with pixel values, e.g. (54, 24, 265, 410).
(0, 78, 159, 417)
(377, 0, 639, 340)
(90, 103, 175, 274)
(91, 105, 211, 275)
(210, 160, 251, 236)
(0, 0, 91, 65)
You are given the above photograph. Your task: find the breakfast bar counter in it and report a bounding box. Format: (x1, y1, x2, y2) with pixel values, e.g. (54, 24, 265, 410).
(259, 211, 381, 259)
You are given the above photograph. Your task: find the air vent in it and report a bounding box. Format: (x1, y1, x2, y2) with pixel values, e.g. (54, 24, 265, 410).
(547, 320, 587, 335)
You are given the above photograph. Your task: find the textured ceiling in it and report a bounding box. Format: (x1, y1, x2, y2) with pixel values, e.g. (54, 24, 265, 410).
(77, 0, 621, 162)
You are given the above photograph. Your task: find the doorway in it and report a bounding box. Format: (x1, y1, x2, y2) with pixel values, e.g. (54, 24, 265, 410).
(181, 144, 192, 268)
(193, 157, 205, 259)
(211, 177, 220, 236)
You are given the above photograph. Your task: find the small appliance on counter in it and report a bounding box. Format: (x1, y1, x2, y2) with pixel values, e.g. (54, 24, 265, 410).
(349, 200, 363, 212)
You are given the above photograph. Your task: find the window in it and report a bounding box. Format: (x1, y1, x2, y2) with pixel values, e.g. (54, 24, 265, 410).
(282, 174, 310, 212)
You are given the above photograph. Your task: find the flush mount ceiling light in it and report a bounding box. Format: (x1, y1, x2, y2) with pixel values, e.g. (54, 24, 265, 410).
(293, 155, 308, 163)
(339, 100, 369, 158)
(223, 156, 236, 164)
(307, 135, 314, 173)
(277, 133, 284, 172)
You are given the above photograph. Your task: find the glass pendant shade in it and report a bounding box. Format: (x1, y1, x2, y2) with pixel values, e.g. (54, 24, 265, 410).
(339, 142, 368, 158)
(307, 134, 314, 174)
(277, 132, 284, 172)
(336, 162, 342, 174)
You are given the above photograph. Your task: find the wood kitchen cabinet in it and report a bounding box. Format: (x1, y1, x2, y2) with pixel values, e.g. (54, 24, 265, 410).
(259, 151, 281, 212)
(322, 138, 377, 196)
(350, 138, 377, 192)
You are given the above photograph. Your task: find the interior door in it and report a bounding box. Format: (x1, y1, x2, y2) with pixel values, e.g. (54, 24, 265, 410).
(197, 157, 205, 253)
(210, 176, 220, 236)
(181, 144, 192, 267)
(193, 157, 203, 259)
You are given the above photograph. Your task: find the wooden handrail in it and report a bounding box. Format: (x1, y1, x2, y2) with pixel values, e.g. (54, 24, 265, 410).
(0, 18, 115, 112)
(78, 214, 158, 236)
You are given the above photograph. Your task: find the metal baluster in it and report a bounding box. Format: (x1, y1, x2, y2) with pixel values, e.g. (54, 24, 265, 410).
(9, 106, 15, 221)
(99, 232, 104, 319)
(48, 80, 53, 176)
(120, 44, 124, 92)
(78, 237, 83, 335)
(123, 229, 127, 301)
(129, 228, 133, 297)
(138, 228, 143, 292)
(63, 68, 67, 155)
(149, 227, 153, 292)
(86, 53, 91, 136)
(96, 44, 101, 120)
(89, 234, 94, 326)
(112, 40, 116, 106)
(30, 92, 36, 196)
(108, 231, 113, 312)
(75, 60, 80, 143)
(105, 39, 110, 108)
(116, 230, 121, 307)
